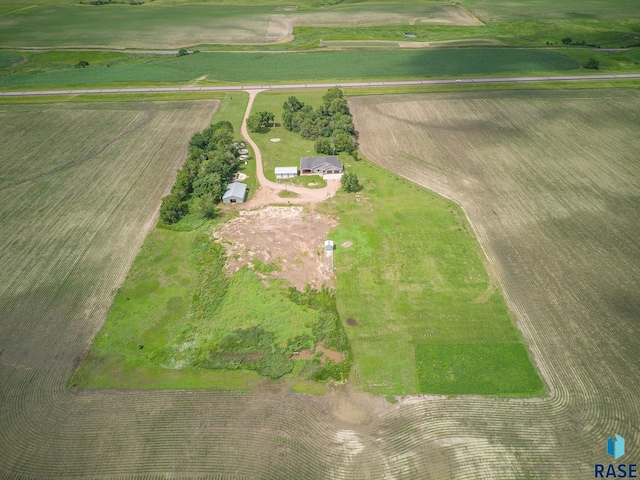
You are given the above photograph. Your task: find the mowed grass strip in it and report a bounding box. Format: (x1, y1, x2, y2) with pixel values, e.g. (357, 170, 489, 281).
(0, 48, 579, 89)
(416, 343, 543, 396)
(329, 160, 540, 396)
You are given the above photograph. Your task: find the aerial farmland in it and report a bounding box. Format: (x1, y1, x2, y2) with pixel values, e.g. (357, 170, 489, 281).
(0, 0, 639, 478)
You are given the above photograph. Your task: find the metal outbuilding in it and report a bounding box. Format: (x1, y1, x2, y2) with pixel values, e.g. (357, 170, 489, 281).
(222, 182, 247, 204)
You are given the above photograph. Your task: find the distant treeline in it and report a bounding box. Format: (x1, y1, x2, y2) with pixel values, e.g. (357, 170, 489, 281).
(160, 121, 242, 225)
(283, 87, 359, 157)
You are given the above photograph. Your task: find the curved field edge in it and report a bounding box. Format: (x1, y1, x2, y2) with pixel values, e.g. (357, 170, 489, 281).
(324, 158, 544, 396)
(348, 88, 640, 465)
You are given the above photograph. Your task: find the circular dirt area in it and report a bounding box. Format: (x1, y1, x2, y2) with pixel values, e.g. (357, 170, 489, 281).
(270, 138, 281, 142)
(346, 318, 357, 326)
(342, 241, 353, 248)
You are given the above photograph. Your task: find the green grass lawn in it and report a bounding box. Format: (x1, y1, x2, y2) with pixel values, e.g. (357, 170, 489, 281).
(0, 48, 581, 90)
(416, 343, 543, 396)
(326, 160, 544, 396)
(248, 90, 335, 183)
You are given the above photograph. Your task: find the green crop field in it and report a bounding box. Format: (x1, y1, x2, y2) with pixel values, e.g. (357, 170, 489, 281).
(0, 48, 581, 90)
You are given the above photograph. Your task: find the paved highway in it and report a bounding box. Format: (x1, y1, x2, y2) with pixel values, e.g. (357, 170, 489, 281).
(0, 73, 639, 96)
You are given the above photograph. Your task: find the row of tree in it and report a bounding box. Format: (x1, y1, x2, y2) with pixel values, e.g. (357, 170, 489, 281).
(282, 87, 359, 156)
(160, 121, 242, 224)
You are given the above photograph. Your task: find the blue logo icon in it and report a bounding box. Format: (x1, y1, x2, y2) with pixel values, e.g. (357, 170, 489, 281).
(608, 435, 625, 460)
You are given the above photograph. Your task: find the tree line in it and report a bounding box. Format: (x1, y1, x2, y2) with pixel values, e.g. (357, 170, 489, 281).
(282, 87, 359, 157)
(160, 121, 243, 225)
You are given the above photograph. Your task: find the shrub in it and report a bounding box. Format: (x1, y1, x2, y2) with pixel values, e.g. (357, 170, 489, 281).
(584, 58, 600, 70)
(341, 172, 362, 193)
(159, 193, 186, 224)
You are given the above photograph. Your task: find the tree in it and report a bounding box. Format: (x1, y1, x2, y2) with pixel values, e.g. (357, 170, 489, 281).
(159, 193, 186, 224)
(283, 96, 304, 113)
(561, 37, 572, 45)
(195, 193, 218, 219)
(177, 48, 188, 57)
(193, 172, 223, 200)
(585, 58, 600, 70)
(75, 60, 89, 68)
(247, 111, 275, 133)
(323, 87, 344, 104)
(315, 137, 334, 155)
(341, 172, 362, 193)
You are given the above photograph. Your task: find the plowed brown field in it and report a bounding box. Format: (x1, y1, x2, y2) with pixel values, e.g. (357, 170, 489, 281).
(348, 89, 640, 476)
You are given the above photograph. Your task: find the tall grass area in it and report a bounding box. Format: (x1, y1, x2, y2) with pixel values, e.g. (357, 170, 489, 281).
(326, 160, 544, 396)
(73, 217, 351, 390)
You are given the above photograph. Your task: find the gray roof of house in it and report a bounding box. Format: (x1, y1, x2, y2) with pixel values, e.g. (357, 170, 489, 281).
(300, 156, 343, 170)
(223, 182, 247, 200)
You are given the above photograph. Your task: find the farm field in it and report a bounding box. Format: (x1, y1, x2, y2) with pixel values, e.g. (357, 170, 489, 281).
(460, 0, 640, 21)
(0, 3, 478, 49)
(0, 48, 581, 90)
(0, 84, 639, 477)
(349, 88, 640, 473)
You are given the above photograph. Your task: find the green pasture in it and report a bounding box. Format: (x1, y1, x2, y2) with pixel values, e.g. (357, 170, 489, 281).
(326, 160, 543, 396)
(416, 343, 543, 396)
(0, 48, 581, 90)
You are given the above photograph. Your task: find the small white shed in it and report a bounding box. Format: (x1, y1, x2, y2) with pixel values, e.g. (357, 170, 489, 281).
(275, 166, 299, 179)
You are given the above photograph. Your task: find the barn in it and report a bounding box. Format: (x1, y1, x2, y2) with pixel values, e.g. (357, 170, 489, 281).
(275, 166, 298, 179)
(300, 156, 343, 175)
(222, 182, 247, 204)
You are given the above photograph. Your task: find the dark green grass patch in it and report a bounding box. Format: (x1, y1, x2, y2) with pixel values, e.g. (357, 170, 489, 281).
(416, 343, 544, 396)
(0, 52, 25, 68)
(0, 48, 580, 89)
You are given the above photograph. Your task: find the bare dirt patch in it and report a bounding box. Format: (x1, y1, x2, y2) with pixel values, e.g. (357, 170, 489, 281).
(214, 205, 337, 290)
(291, 341, 346, 365)
(341, 241, 353, 248)
(346, 317, 357, 326)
